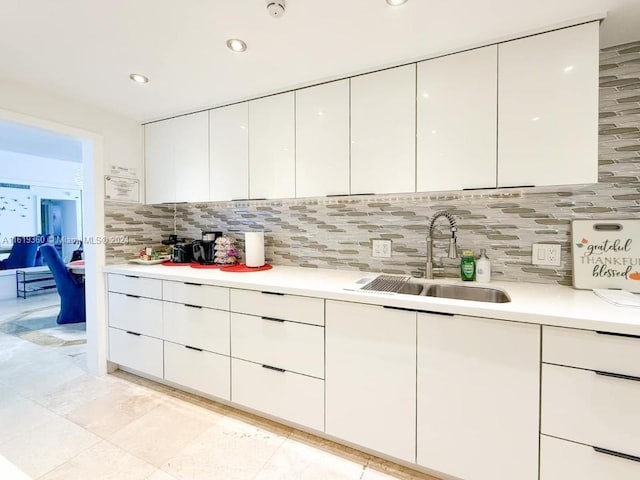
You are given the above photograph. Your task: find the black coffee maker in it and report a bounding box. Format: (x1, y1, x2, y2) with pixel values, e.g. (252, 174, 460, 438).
(172, 242, 193, 263)
(192, 231, 222, 265)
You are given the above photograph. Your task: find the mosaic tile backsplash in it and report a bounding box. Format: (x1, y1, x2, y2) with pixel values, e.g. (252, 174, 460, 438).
(105, 40, 640, 285)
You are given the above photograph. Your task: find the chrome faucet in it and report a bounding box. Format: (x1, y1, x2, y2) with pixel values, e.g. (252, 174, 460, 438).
(425, 211, 458, 279)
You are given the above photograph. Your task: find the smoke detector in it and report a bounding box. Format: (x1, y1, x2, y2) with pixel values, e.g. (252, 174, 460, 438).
(266, 0, 285, 18)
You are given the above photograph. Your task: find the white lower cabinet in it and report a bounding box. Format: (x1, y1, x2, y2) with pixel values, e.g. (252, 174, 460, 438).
(163, 302, 230, 355)
(164, 341, 230, 400)
(541, 435, 640, 480)
(417, 313, 540, 480)
(108, 327, 163, 379)
(230, 312, 324, 378)
(231, 358, 324, 431)
(541, 363, 640, 459)
(108, 293, 163, 338)
(325, 301, 416, 463)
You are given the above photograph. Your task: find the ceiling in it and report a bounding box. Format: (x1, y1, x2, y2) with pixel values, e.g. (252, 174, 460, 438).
(1, 0, 639, 123)
(0, 120, 84, 163)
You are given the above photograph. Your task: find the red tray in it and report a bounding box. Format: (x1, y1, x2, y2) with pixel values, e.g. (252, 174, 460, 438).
(221, 263, 272, 273)
(189, 263, 224, 269)
(162, 261, 193, 266)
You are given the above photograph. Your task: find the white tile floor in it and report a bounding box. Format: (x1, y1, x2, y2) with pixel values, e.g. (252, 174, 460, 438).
(0, 296, 438, 480)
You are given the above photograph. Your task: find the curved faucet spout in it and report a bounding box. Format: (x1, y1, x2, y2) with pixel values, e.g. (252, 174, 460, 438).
(425, 211, 458, 279)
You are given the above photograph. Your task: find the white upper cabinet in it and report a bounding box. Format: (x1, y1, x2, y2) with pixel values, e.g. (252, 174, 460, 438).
(498, 22, 599, 187)
(144, 112, 209, 204)
(249, 92, 296, 199)
(210, 103, 249, 201)
(295, 80, 350, 197)
(145, 120, 176, 204)
(350, 65, 416, 195)
(417, 313, 540, 480)
(417, 46, 498, 191)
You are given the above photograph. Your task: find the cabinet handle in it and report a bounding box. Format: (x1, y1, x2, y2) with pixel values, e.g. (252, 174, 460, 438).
(325, 194, 349, 198)
(184, 304, 202, 309)
(125, 294, 141, 299)
(185, 345, 203, 352)
(125, 331, 141, 336)
(594, 447, 640, 464)
(383, 305, 418, 313)
(596, 331, 640, 340)
(184, 282, 202, 286)
(417, 309, 454, 316)
(595, 370, 640, 383)
(125, 275, 139, 279)
(262, 364, 285, 373)
(262, 316, 285, 323)
(231, 198, 251, 202)
(261, 291, 284, 296)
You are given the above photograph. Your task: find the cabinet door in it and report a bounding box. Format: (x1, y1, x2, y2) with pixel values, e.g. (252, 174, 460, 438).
(172, 112, 210, 202)
(144, 120, 176, 204)
(417, 46, 497, 191)
(326, 301, 416, 463)
(498, 22, 599, 187)
(417, 313, 540, 480)
(350, 64, 416, 195)
(210, 103, 249, 201)
(295, 80, 350, 197)
(249, 92, 295, 199)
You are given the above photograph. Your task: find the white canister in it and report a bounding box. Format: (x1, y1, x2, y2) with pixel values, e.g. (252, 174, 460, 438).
(245, 232, 265, 267)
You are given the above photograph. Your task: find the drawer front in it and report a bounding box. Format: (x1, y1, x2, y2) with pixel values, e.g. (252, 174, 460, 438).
(230, 313, 324, 378)
(543, 326, 640, 378)
(231, 358, 324, 431)
(163, 302, 230, 355)
(109, 327, 163, 378)
(230, 289, 324, 326)
(163, 281, 229, 310)
(542, 363, 640, 458)
(164, 341, 230, 401)
(108, 274, 162, 299)
(108, 292, 163, 338)
(541, 435, 640, 480)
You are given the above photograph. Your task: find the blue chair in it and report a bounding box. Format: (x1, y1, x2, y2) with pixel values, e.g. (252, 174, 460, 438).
(40, 244, 86, 324)
(34, 235, 52, 267)
(0, 237, 39, 270)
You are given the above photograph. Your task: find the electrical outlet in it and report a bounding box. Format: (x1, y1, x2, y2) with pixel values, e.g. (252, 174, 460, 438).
(372, 239, 392, 258)
(532, 243, 562, 266)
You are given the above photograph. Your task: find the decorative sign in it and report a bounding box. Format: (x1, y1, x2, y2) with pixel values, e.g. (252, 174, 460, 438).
(572, 219, 640, 293)
(105, 176, 140, 203)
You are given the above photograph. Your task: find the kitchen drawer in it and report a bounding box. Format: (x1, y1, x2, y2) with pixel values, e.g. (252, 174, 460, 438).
(164, 341, 230, 400)
(230, 289, 324, 326)
(541, 435, 640, 480)
(230, 313, 323, 378)
(163, 281, 229, 310)
(163, 302, 230, 355)
(542, 363, 640, 458)
(109, 327, 163, 378)
(108, 274, 162, 299)
(231, 358, 324, 432)
(108, 292, 163, 338)
(543, 326, 640, 378)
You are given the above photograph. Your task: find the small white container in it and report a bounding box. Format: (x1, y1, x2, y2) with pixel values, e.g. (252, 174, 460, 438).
(476, 249, 491, 283)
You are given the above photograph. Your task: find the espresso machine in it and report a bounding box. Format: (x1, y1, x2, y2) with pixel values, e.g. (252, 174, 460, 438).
(192, 231, 222, 264)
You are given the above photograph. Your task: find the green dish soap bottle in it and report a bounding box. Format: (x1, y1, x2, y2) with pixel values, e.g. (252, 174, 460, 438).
(460, 250, 476, 281)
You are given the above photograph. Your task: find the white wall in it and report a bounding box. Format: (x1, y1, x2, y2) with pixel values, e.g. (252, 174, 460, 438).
(0, 150, 83, 189)
(0, 78, 143, 375)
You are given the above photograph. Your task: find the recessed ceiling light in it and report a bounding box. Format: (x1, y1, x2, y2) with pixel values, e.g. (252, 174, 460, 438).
(227, 39, 247, 53)
(386, 0, 408, 6)
(129, 73, 149, 84)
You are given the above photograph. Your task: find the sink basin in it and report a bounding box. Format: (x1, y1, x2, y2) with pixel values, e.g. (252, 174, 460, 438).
(395, 282, 427, 296)
(424, 284, 510, 303)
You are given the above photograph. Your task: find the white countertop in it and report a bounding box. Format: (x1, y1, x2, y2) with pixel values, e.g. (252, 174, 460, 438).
(104, 264, 640, 336)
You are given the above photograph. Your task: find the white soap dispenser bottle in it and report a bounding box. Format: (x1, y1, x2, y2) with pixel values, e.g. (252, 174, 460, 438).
(476, 249, 491, 283)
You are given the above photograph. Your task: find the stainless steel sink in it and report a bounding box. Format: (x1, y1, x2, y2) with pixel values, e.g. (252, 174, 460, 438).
(424, 284, 510, 303)
(361, 275, 510, 303)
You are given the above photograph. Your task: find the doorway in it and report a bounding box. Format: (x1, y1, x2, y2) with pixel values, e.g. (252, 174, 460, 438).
(40, 198, 81, 261)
